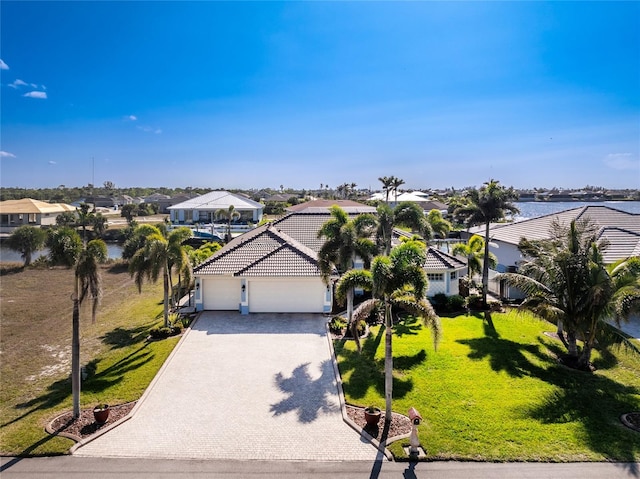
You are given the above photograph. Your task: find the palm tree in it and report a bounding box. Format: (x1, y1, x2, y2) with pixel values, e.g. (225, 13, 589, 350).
(129, 226, 192, 327)
(318, 206, 377, 351)
(454, 179, 519, 310)
(377, 202, 432, 256)
(7, 225, 47, 267)
(499, 218, 640, 370)
(76, 203, 95, 243)
(72, 239, 107, 418)
(390, 176, 405, 203)
(216, 205, 241, 243)
(452, 234, 497, 287)
(426, 209, 451, 239)
(336, 240, 441, 422)
(378, 176, 394, 203)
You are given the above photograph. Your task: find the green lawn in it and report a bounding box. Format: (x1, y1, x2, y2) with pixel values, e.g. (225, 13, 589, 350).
(0, 264, 180, 456)
(335, 310, 640, 461)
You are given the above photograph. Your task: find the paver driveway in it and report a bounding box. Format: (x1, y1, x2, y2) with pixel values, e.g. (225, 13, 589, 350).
(73, 312, 382, 461)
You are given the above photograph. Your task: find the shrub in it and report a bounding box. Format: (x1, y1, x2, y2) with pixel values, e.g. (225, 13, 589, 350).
(447, 294, 465, 312)
(465, 294, 483, 311)
(329, 316, 347, 334)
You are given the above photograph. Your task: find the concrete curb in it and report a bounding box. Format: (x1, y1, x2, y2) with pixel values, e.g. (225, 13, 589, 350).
(70, 313, 201, 454)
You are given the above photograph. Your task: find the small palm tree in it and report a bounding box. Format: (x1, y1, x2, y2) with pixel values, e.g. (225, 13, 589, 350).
(426, 209, 452, 239)
(452, 234, 497, 287)
(390, 176, 405, 203)
(216, 205, 241, 243)
(7, 225, 47, 267)
(336, 240, 441, 422)
(72, 239, 107, 418)
(129, 226, 192, 327)
(454, 179, 518, 310)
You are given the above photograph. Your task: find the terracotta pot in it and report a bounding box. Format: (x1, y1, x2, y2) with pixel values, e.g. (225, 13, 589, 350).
(364, 407, 381, 426)
(93, 406, 110, 424)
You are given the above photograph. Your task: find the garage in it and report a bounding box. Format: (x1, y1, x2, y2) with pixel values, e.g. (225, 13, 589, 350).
(247, 278, 326, 313)
(202, 277, 241, 311)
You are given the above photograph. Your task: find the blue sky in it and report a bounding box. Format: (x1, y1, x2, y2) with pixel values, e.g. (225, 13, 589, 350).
(1, 1, 638, 191)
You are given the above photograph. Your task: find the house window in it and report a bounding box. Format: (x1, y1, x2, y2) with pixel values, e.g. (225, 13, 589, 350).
(28, 213, 37, 223)
(427, 273, 444, 282)
(450, 271, 457, 280)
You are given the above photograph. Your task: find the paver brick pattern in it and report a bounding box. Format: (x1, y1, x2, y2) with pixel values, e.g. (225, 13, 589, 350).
(74, 312, 381, 461)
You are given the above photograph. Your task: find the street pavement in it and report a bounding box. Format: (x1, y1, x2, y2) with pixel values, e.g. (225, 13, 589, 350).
(1, 456, 638, 479)
(73, 312, 382, 461)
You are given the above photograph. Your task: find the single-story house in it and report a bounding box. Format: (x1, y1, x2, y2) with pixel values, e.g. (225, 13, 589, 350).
(193, 223, 333, 314)
(0, 198, 76, 234)
(194, 199, 467, 314)
(169, 191, 264, 224)
(462, 205, 640, 298)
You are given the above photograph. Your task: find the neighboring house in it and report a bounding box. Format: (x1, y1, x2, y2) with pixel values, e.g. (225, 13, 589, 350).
(194, 199, 466, 314)
(462, 205, 640, 298)
(169, 191, 264, 224)
(367, 192, 447, 215)
(0, 198, 76, 233)
(424, 247, 467, 296)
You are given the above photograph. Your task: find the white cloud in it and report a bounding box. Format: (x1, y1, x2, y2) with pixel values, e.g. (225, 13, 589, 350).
(9, 79, 27, 89)
(0, 151, 16, 158)
(124, 115, 137, 121)
(154, 129, 162, 135)
(0, 59, 8, 70)
(137, 125, 162, 134)
(604, 153, 638, 171)
(23, 91, 47, 99)
(48, 161, 57, 165)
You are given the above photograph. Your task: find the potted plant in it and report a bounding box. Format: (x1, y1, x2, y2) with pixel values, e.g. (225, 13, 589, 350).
(93, 404, 110, 424)
(364, 405, 381, 426)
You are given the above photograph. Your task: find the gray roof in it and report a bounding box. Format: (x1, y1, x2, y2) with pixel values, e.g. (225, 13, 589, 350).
(168, 191, 263, 211)
(469, 205, 640, 264)
(194, 224, 321, 277)
(286, 199, 376, 214)
(425, 247, 467, 271)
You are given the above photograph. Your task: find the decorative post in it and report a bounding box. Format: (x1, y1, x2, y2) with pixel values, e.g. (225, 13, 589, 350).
(407, 407, 425, 458)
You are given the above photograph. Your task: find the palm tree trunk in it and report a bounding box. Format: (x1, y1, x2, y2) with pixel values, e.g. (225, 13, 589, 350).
(577, 342, 593, 370)
(556, 320, 570, 350)
(482, 221, 491, 310)
(566, 329, 578, 357)
(384, 299, 393, 423)
(347, 287, 361, 353)
(72, 279, 81, 419)
(163, 263, 170, 328)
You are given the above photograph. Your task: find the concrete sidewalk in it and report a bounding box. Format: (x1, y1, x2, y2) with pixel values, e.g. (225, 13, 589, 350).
(73, 312, 381, 461)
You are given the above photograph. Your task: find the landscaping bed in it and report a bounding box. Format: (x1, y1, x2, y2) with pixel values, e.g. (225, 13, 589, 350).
(47, 402, 136, 441)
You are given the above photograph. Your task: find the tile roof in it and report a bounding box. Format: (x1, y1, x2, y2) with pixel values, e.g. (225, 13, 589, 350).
(168, 191, 263, 211)
(425, 247, 467, 270)
(468, 205, 640, 264)
(286, 199, 376, 214)
(0, 198, 75, 214)
(194, 224, 322, 277)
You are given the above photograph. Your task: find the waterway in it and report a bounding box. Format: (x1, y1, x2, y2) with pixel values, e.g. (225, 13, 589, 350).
(0, 242, 123, 263)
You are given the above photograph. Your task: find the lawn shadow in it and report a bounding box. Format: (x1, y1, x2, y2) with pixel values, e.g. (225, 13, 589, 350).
(526, 375, 640, 476)
(100, 324, 150, 349)
(458, 320, 640, 470)
(393, 316, 423, 337)
(3, 344, 154, 429)
(270, 360, 340, 423)
(335, 325, 423, 400)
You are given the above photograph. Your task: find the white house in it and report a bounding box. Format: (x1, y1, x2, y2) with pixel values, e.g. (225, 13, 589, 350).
(169, 191, 264, 225)
(424, 247, 467, 296)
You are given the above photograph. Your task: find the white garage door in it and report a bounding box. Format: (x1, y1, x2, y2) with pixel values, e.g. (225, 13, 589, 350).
(248, 278, 325, 313)
(203, 277, 241, 311)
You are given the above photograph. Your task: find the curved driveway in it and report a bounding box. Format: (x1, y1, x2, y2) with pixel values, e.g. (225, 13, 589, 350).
(73, 312, 381, 461)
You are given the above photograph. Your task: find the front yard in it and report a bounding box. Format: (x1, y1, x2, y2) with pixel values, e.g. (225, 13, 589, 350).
(335, 310, 640, 461)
